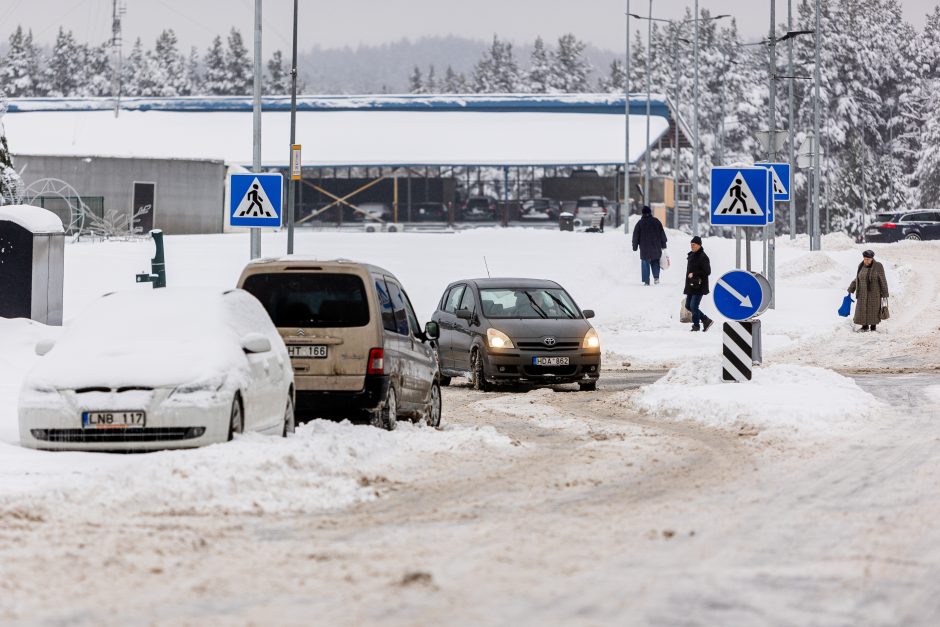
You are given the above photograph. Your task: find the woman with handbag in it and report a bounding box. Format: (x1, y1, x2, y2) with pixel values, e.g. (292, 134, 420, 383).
(847, 249, 889, 332)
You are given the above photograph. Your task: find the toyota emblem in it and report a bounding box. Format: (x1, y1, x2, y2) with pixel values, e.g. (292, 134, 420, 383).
(543, 337, 557, 346)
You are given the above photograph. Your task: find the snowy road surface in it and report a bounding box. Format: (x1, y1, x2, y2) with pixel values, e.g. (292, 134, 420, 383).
(2, 370, 939, 626)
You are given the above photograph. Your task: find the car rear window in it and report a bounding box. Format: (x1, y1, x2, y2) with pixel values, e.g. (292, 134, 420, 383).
(577, 198, 605, 208)
(480, 288, 580, 319)
(241, 272, 370, 328)
(874, 212, 898, 223)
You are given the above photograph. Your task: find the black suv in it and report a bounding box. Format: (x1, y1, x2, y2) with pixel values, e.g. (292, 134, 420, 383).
(461, 196, 498, 221)
(432, 278, 601, 391)
(865, 210, 940, 242)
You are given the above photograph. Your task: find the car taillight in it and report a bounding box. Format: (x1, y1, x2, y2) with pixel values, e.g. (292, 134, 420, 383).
(882, 223, 897, 229)
(367, 348, 384, 375)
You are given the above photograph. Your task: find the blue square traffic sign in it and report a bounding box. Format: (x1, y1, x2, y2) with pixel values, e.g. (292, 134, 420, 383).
(230, 173, 283, 228)
(710, 167, 771, 227)
(755, 162, 791, 203)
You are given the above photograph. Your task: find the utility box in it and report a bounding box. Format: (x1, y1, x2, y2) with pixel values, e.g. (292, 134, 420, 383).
(0, 205, 65, 325)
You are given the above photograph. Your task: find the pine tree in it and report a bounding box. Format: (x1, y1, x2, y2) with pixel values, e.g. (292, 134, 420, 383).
(549, 33, 591, 93)
(915, 81, 940, 206)
(150, 29, 186, 96)
(43, 28, 81, 96)
(527, 36, 552, 93)
(598, 60, 625, 93)
(0, 26, 37, 97)
(442, 66, 467, 93)
(425, 65, 437, 93)
(183, 46, 202, 95)
(225, 29, 251, 95)
(0, 100, 23, 206)
(266, 50, 290, 94)
(472, 35, 521, 93)
(409, 65, 424, 94)
(80, 43, 112, 97)
(203, 36, 227, 95)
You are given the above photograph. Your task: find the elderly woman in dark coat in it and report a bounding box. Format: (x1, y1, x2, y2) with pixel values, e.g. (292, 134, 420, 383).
(847, 249, 889, 332)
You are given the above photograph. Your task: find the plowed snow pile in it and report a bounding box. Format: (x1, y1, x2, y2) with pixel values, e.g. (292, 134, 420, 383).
(620, 358, 880, 437)
(0, 420, 514, 520)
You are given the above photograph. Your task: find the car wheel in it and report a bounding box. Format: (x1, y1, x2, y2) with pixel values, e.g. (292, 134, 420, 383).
(371, 385, 398, 431)
(579, 380, 597, 392)
(423, 382, 442, 428)
(471, 349, 489, 392)
(282, 394, 295, 437)
(905, 232, 922, 241)
(439, 375, 452, 387)
(227, 395, 244, 441)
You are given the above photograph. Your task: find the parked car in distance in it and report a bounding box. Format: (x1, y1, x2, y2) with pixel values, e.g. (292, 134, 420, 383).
(520, 198, 559, 221)
(461, 196, 498, 221)
(19, 288, 295, 451)
(238, 258, 442, 430)
(352, 202, 393, 223)
(414, 202, 449, 222)
(575, 196, 609, 231)
(864, 210, 940, 242)
(432, 278, 601, 392)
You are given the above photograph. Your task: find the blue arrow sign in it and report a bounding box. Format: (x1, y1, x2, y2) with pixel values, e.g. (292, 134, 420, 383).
(755, 162, 790, 203)
(713, 270, 771, 321)
(230, 173, 283, 228)
(710, 167, 771, 227)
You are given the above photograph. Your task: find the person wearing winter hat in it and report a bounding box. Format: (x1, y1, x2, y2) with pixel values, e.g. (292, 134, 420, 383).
(847, 249, 889, 332)
(632, 205, 668, 286)
(684, 236, 714, 332)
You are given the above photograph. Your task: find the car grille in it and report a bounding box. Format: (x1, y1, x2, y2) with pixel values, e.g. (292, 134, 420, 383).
(31, 427, 205, 443)
(524, 365, 578, 377)
(517, 341, 580, 352)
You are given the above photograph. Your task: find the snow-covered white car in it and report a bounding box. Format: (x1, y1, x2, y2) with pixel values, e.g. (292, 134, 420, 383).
(19, 288, 295, 451)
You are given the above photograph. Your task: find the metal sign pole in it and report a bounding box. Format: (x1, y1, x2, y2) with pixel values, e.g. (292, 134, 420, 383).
(643, 0, 652, 202)
(286, 0, 299, 255)
(250, 0, 262, 260)
(692, 0, 700, 236)
(787, 0, 796, 240)
(766, 0, 777, 308)
(812, 0, 822, 251)
(624, 0, 631, 234)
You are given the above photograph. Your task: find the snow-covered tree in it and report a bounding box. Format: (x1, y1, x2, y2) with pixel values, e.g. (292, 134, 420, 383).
(598, 59, 625, 93)
(203, 36, 227, 95)
(426, 65, 437, 93)
(80, 43, 112, 97)
(0, 99, 24, 206)
(472, 35, 521, 93)
(441, 66, 467, 93)
(149, 29, 187, 96)
(0, 26, 40, 97)
(409, 65, 424, 94)
(915, 81, 940, 206)
(183, 46, 202, 96)
(43, 28, 82, 96)
(225, 29, 252, 95)
(266, 50, 290, 94)
(527, 36, 552, 93)
(548, 33, 591, 93)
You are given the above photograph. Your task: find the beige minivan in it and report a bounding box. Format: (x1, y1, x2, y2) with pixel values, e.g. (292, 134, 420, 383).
(237, 258, 442, 430)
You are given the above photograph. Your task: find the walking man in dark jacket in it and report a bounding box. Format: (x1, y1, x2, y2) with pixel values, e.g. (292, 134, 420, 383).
(632, 205, 668, 285)
(684, 236, 714, 332)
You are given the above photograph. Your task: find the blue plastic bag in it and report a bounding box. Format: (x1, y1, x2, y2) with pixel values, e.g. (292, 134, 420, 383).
(838, 294, 854, 317)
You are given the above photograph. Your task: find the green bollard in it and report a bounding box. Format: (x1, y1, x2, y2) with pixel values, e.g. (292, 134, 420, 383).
(135, 229, 167, 288)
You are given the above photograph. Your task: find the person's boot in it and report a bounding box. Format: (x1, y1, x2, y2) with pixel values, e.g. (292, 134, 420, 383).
(702, 319, 714, 332)
(859, 325, 869, 332)
(691, 324, 701, 332)
(870, 324, 877, 332)
(654, 278, 660, 285)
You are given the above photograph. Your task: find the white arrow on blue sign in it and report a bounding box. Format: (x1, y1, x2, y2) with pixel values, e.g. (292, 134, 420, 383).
(713, 270, 772, 321)
(230, 172, 283, 228)
(710, 166, 771, 227)
(755, 162, 791, 202)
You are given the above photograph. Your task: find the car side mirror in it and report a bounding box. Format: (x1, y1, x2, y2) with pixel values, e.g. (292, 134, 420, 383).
(455, 308, 472, 321)
(35, 339, 56, 356)
(424, 321, 440, 340)
(582, 309, 595, 319)
(241, 333, 272, 354)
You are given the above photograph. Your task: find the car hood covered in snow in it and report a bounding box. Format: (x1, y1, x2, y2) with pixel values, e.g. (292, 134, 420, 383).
(25, 289, 248, 390)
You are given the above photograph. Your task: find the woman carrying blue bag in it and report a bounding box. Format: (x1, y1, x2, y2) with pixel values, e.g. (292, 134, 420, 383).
(846, 249, 889, 332)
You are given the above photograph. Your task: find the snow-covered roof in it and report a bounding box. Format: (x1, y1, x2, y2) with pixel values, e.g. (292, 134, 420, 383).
(5, 94, 676, 167)
(0, 204, 65, 233)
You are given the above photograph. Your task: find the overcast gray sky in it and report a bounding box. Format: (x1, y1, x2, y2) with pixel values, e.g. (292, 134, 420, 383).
(3, 0, 939, 54)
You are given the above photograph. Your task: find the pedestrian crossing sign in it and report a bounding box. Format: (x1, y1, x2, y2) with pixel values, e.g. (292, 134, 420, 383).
(710, 167, 771, 227)
(229, 173, 283, 228)
(755, 162, 791, 202)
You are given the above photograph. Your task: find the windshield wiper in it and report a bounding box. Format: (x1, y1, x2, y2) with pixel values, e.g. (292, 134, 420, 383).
(544, 292, 577, 319)
(522, 291, 548, 318)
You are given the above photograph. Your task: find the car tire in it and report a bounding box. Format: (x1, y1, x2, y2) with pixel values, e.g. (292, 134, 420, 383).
(579, 380, 597, 392)
(471, 349, 489, 392)
(371, 385, 398, 431)
(423, 382, 442, 428)
(282, 394, 295, 437)
(905, 232, 922, 241)
(227, 395, 244, 441)
(439, 375, 452, 387)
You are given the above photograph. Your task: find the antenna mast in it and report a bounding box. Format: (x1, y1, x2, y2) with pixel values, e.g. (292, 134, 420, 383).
(111, 0, 126, 117)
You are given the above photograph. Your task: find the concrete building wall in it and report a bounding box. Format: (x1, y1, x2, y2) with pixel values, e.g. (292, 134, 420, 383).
(15, 155, 225, 235)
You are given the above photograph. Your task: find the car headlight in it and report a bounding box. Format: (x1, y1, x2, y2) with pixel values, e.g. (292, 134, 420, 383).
(170, 374, 226, 398)
(487, 328, 515, 349)
(582, 328, 600, 350)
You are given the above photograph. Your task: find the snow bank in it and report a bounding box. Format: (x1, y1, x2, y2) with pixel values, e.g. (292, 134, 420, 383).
(0, 319, 58, 444)
(0, 204, 64, 233)
(0, 419, 514, 520)
(621, 358, 880, 437)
